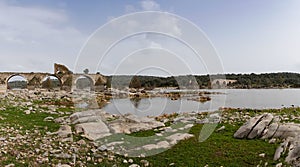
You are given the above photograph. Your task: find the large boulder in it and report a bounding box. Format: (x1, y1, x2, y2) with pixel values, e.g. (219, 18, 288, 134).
(234, 114, 266, 139)
(272, 123, 300, 139)
(261, 123, 279, 139)
(235, 113, 300, 166)
(247, 113, 273, 139)
(235, 113, 300, 140)
(75, 121, 111, 141)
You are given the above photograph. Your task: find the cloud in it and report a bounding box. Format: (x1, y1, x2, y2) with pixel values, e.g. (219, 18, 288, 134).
(0, 0, 85, 72)
(140, 0, 160, 11)
(125, 5, 136, 13)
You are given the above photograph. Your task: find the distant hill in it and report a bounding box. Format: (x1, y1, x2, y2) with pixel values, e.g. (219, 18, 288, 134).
(106, 72, 300, 89)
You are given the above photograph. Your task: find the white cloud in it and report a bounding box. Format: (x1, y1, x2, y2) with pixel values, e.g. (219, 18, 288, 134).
(140, 0, 160, 11)
(0, 1, 85, 72)
(125, 4, 136, 13)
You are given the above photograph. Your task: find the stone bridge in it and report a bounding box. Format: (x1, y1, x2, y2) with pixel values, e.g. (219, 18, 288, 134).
(0, 63, 107, 92)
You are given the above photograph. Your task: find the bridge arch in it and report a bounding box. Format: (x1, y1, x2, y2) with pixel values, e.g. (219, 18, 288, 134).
(74, 75, 95, 91)
(7, 74, 28, 89)
(41, 75, 62, 89)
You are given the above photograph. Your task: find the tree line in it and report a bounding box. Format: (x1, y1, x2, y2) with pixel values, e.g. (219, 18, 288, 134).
(105, 72, 300, 89)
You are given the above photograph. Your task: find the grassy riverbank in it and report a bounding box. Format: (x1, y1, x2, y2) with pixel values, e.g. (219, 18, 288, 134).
(1, 95, 298, 166)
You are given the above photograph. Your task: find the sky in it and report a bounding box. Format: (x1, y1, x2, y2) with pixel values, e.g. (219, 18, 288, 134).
(0, 0, 300, 75)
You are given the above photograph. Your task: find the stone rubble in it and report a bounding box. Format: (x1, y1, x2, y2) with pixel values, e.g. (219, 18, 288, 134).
(0, 89, 207, 166)
(5, 89, 298, 166)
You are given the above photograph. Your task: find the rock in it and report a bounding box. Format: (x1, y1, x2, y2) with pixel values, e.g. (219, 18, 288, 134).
(77, 139, 86, 145)
(44, 116, 54, 121)
(70, 110, 100, 123)
(109, 114, 164, 134)
(268, 138, 277, 144)
(56, 164, 71, 167)
(75, 121, 111, 141)
(216, 126, 225, 132)
(157, 141, 170, 149)
(140, 160, 149, 166)
(234, 114, 266, 139)
(285, 135, 300, 165)
(261, 123, 279, 139)
(72, 116, 102, 124)
(128, 159, 134, 163)
(24, 110, 31, 114)
(275, 163, 282, 167)
(56, 125, 72, 138)
(235, 114, 300, 166)
(142, 141, 170, 150)
(235, 113, 300, 140)
(98, 145, 108, 151)
(274, 138, 291, 160)
(166, 133, 194, 145)
(196, 118, 209, 124)
(129, 164, 140, 167)
(61, 137, 73, 142)
(164, 127, 176, 133)
(247, 113, 273, 139)
(259, 153, 265, 158)
(286, 145, 300, 164)
(5, 164, 15, 167)
(54, 153, 72, 159)
(272, 123, 300, 139)
(208, 113, 221, 123)
(54, 117, 66, 123)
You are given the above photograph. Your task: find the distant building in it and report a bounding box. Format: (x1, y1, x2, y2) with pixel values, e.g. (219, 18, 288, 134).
(211, 79, 237, 88)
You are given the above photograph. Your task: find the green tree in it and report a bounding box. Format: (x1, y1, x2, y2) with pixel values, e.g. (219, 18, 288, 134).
(83, 68, 89, 74)
(129, 76, 141, 89)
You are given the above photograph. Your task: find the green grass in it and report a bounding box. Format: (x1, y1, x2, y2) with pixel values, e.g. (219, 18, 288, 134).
(0, 99, 293, 166)
(143, 124, 280, 167)
(97, 123, 282, 167)
(128, 129, 157, 137)
(0, 106, 60, 134)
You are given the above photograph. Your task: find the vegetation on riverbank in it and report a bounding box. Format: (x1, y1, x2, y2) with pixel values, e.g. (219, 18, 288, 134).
(1, 91, 298, 166)
(107, 72, 300, 89)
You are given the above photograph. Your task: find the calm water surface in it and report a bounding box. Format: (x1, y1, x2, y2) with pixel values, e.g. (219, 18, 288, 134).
(102, 89, 300, 116)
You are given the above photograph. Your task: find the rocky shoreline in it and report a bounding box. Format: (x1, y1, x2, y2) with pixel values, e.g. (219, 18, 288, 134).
(0, 90, 299, 166)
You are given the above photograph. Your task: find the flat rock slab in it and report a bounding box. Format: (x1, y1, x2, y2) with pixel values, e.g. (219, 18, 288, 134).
(109, 114, 165, 134)
(109, 121, 165, 134)
(166, 133, 194, 145)
(72, 116, 103, 124)
(142, 141, 170, 150)
(75, 121, 111, 141)
(70, 109, 102, 123)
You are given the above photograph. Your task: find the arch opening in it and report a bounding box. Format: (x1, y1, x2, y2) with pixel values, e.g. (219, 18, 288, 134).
(75, 75, 94, 91)
(7, 75, 27, 90)
(41, 76, 61, 90)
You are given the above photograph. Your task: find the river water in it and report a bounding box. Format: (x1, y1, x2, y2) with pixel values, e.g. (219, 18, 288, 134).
(102, 89, 300, 116)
